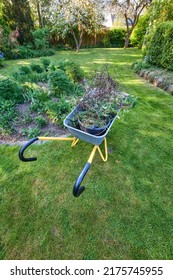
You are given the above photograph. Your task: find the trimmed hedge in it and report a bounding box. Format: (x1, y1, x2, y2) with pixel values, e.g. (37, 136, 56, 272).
(147, 21, 173, 70)
(98, 28, 127, 48)
(109, 28, 127, 47)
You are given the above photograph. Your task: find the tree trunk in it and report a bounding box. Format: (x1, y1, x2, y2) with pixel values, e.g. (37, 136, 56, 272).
(124, 28, 133, 48)
(123, 2, 149, 48)
(72, 29, 83, 52)
(78, 30, 83, 51)
(36, 0, 43, 28)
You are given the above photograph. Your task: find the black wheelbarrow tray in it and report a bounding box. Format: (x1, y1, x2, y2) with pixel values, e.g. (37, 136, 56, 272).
(19, 105, 119, 197)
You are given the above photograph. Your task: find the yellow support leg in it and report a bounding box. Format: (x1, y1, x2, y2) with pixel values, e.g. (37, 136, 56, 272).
(88, 145, 98, 164)
(87, 138, 108, 164)
(71, 138, 79, 147)
(73, 138, 108, 197)
(97, 138, 108, 162)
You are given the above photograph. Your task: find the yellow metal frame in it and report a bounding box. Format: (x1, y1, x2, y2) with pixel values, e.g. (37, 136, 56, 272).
(38, 136, 79, 147)
(38, 136, 108, 164)
(88, 138, 108, 164)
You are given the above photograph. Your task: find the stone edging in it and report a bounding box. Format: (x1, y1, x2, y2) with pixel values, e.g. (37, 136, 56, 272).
(138, 69, 173, 95)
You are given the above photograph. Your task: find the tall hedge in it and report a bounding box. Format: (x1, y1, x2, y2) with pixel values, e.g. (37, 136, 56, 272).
(98, 28, 127, 48)
(147, 21, 173, 70)
(108, 28, 127, 48)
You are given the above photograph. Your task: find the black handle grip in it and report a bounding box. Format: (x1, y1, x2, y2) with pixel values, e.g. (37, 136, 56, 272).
(73, 162, 91, 197)
(19, 137, 39, 162)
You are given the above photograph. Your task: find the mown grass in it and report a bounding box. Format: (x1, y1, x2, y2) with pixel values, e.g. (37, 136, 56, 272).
(0, 48, 173, 260)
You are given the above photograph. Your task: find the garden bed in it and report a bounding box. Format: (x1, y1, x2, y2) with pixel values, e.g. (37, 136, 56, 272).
(0, 61, 135, 144)
(0, 102, 68, 144)
(0, 59, 85, 143)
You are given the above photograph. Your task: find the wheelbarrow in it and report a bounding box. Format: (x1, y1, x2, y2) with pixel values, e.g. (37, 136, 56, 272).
(19, 105, 119, 197)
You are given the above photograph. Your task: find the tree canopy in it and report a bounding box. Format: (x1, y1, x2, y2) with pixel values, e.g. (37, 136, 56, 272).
(50, 0, 105, 51)
(108, 0, 152, 48)
(0, 0, 173, 51)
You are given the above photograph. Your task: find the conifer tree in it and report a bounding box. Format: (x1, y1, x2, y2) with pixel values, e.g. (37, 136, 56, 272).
(2, 0, 34, 44)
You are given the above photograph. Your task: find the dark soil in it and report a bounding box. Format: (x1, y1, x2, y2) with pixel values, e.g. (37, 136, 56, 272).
(0, 102, 68, 144)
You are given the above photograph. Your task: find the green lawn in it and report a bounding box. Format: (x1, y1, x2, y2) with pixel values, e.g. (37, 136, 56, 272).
(0, 48, 173, 260)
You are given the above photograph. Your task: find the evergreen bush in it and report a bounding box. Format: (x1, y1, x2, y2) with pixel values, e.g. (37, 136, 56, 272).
(161, 22, 173, 70)
(147, 21, 173, 70)
(32, 28, 49, 50)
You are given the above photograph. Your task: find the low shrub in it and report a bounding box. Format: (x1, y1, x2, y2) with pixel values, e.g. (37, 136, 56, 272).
(45, 97, 71, 125)
(16, 45, 33, 59)
(34, 116, 48, 128)
(48, 69, 74, 96)
(0, 77, 24, 103)
(22, 82, 49, 112)
(41, 58, 51, 70)
(36, 71, 48, 82)
(3, 46, 55, 60)
(56, 60, 84, 82)
(1, 47, 14, 59)
(0, 57, 5, 68)
(30, 63, 44, 73)
(18, 65, 31, 74)
(32, 49, 55, 57)
(13, 71, 45, 83)
(0, 99, 16, 134)
(73, 83, 85, 96)
(29, 100, 45, 113)
(20, 127, 41, 138)
(22, 112, 33, 124)
(132, 60, 152, 73)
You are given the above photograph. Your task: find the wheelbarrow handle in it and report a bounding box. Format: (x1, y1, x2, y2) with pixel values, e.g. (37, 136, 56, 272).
(73, 162, 91, 197)
(19, 137, 39, 162)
